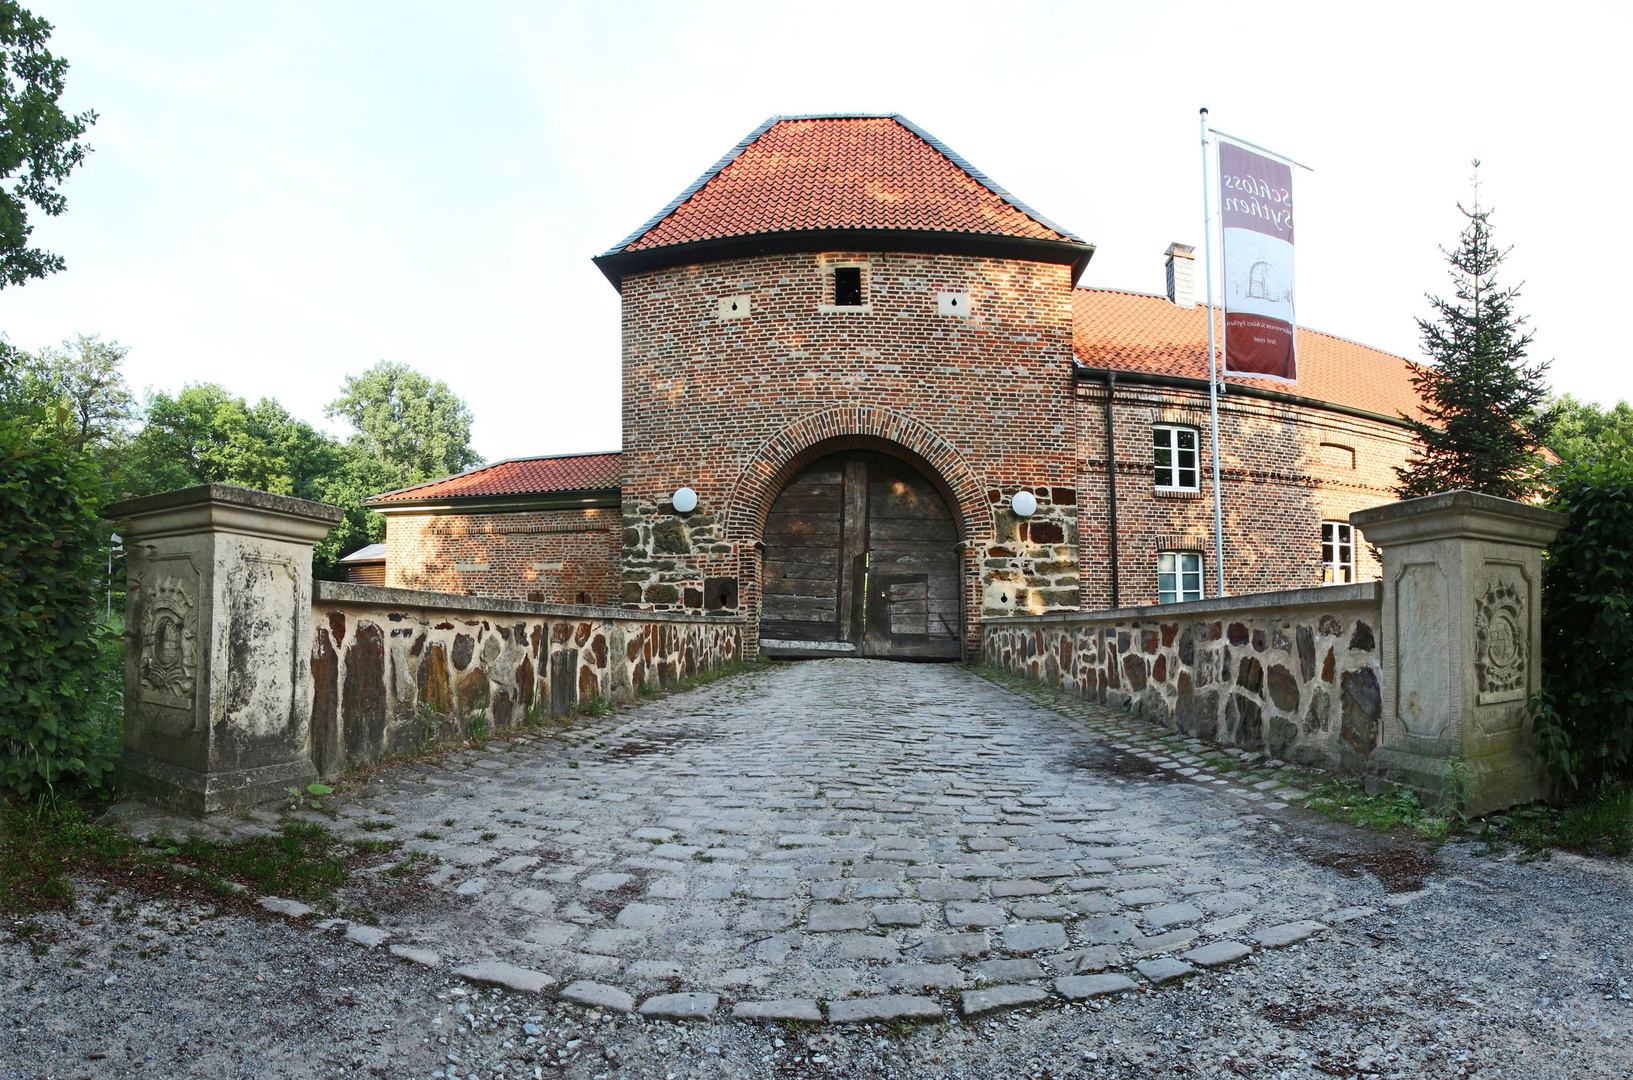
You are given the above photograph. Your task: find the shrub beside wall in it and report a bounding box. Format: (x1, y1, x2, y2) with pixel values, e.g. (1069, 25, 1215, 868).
(1536, 453, 1633, 790)
(0, 425, 120, 796)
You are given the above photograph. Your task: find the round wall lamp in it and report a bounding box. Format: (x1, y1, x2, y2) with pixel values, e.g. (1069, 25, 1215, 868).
(671, 486, 698, 514)
(1011, 490, 1038, 518)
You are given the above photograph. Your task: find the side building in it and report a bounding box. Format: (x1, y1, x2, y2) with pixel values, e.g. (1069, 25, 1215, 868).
(368, 113, 1421, 657)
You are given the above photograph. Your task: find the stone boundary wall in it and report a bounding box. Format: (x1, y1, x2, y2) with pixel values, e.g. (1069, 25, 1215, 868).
(983, 583, 1383, 773)
(309, 581, 744, 777)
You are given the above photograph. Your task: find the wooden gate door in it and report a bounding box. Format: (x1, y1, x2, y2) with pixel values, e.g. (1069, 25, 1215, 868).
(760, 451, 961, 660)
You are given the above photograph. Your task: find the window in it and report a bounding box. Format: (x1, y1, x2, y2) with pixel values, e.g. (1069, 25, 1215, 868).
(1158, 551, 1204, 604)
(1153, 425, 1199, 491)
(1321, 521, 1354, 584)
(833, 266, 863, 307)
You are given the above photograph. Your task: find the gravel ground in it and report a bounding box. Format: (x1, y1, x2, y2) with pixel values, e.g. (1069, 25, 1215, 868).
(4, 662, 1632, 1080)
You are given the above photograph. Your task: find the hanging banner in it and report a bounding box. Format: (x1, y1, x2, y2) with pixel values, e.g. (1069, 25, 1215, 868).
(1219, 139, 1297, 382)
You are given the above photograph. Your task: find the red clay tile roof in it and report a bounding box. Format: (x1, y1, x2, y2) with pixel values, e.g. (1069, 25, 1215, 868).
(611, 114, 1080, 253)
(369, 452, 622, 504)
(1073, 289, 1423, 421)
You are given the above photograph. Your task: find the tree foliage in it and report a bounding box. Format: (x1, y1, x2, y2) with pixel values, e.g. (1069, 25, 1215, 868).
(16, 334, 134, 449)
(327, 361, 482, 489)
(0, 1, 96, 287)
(1533, 451, 1633, 792)
(1396, 172, 1554, 500)
(1546, 394, 1633, 467)
(0, 414, 119, 796)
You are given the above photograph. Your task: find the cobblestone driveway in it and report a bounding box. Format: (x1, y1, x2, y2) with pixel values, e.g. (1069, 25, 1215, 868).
(311, 659, 1377, 1020)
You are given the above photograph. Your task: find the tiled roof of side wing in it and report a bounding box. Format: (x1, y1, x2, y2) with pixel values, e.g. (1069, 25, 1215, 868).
(369, 452, 622, 503)
(607, 114, 1080, 253)
(1071, 289, 1423, 420)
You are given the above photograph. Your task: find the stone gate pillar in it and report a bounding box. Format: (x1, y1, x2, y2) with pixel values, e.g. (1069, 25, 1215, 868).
(1351, 490, 1568, 816)
(107, 484, 343, 814)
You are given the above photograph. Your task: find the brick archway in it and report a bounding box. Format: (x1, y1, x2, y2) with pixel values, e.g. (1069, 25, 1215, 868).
(726, 405, 993, 544)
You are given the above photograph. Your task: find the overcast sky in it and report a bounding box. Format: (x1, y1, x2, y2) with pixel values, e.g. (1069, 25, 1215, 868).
(4, 1, 1626, 462)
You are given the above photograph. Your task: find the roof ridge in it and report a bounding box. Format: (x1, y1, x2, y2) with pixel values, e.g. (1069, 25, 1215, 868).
(1074, 287, 1410, 363)
(602, 113, 1086, 256)
(369, 450, 622, 502)
(889, 114, 1084, 245)
(601, 116, 782, 257)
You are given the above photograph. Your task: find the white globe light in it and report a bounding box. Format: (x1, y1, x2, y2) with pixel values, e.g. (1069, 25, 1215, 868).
(671, 486, 698, 514)
(1011, 490, 1038, 518)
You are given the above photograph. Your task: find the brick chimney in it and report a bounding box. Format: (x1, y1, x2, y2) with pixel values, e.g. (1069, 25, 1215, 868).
(1165, 243, 1196, 307)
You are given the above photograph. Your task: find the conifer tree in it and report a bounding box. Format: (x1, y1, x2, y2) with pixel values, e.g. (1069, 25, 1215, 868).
(1396, 165, 1554, 501)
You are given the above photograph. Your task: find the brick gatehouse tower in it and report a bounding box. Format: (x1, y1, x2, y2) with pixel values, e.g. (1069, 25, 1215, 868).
(370, 114, 1420, 661)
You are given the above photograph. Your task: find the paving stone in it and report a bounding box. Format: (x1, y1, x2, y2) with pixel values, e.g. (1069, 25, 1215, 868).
(1129, 929, 1199, 957)
(854, 880, 902, 899)
(810, 880, 848, 901)
(494, 856, 539, 873)
(827, 995, 943, 1024)
(1135, 957, 1197, 984)
(388, 944, 440, 967)
(580, 873, 633, 892)
(918, 880, 982, 902)
(838, 935, 899, 961)
(560, 980, 636, 1013)
(1142, 902, 1203, 929)
(344, 924, 390, 948)
(582, 929, 647, 955)
(1010, 902, 1068, 920)
(961, 984, 1050, 1016)
(454, 961, 554, 994)
(1327, 906, 1379, 924)
(872, 903, 923, 926)
(1182, 941, 1253, 967)
(745, 881, 796, 900)
(1071, 945, 1122, 973)
(454, 878, 488, 897)
(1116, 888, 1169, 906)
(807, 904, 871, 932)
(257, 896, 313, 918)
(970, 958, 1046, 983)
(991, 879, 1054, 898)
(731, 999, 823, 1021)
(882, 963, 965, 990)
(1004, 923, 1069, 953)
(1199, 890, 1255, 914)
(637, 992, 718, 1019)
(1079, 915, 1140, 944)
(1055, 973, 1138, 999)
(615, 903, 669, 928)
(945, 901, 1007, 928)
(1255, 920, 1327, 948)
(626, 960, 686, 979)
(921, 932, 991, 959)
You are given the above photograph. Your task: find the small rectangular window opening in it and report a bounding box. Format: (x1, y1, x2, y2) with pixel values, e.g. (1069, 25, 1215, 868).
(1153, 425, 1200, 491)
(833, 267, 863, 307)
(1321, 521, 1354, 584)
(1157, 551, 1204, 604)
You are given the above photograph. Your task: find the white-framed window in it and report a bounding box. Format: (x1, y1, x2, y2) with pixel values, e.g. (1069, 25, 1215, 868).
(1157, 551, 1204, 604)
(1153, 425, 1199, 491)
(1321, 521, 1354, 584)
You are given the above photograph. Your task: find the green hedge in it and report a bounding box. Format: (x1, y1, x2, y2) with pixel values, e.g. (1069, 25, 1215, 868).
(1535, 452, 1633, 791)
(0, 421, 120, 796)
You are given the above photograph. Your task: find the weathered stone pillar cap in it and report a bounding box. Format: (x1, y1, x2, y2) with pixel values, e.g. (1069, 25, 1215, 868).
(1349, 489, 1567, 547)
(105, 483, 343, 543)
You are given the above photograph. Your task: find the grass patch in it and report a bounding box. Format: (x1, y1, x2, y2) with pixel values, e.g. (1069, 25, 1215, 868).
(1299, 777, 1449, 839)
(1, 802, 134, 915)
(169, 820, 351, 902)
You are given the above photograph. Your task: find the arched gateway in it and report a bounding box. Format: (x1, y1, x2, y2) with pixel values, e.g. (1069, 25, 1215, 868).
(759, 449, 963, 660)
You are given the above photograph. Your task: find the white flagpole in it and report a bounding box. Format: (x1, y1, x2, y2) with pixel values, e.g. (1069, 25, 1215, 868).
(1200, 107, 1226, 599)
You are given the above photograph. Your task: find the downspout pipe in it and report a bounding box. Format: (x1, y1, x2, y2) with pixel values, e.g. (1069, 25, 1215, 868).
(1104, 370, 1119, 608)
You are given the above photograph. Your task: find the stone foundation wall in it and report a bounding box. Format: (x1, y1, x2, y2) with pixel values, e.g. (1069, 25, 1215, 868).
(309, 581, 744, 777)
(983, 583, 1383, 772)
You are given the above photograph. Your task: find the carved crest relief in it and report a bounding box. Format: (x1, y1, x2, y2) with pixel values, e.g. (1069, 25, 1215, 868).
(1474, 577, 1527, 705)
(139, 572, 198, 712)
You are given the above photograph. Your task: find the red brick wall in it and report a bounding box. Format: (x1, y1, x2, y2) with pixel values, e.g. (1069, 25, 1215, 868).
(383, 507, 621, 605)
(618, 250, 1082, 655)
(1073, 379, 1414, 608)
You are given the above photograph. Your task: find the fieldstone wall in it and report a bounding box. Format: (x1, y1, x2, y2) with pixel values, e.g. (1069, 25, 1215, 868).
(983, 583, 1384, 772)
(309, 581, 744, 778)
